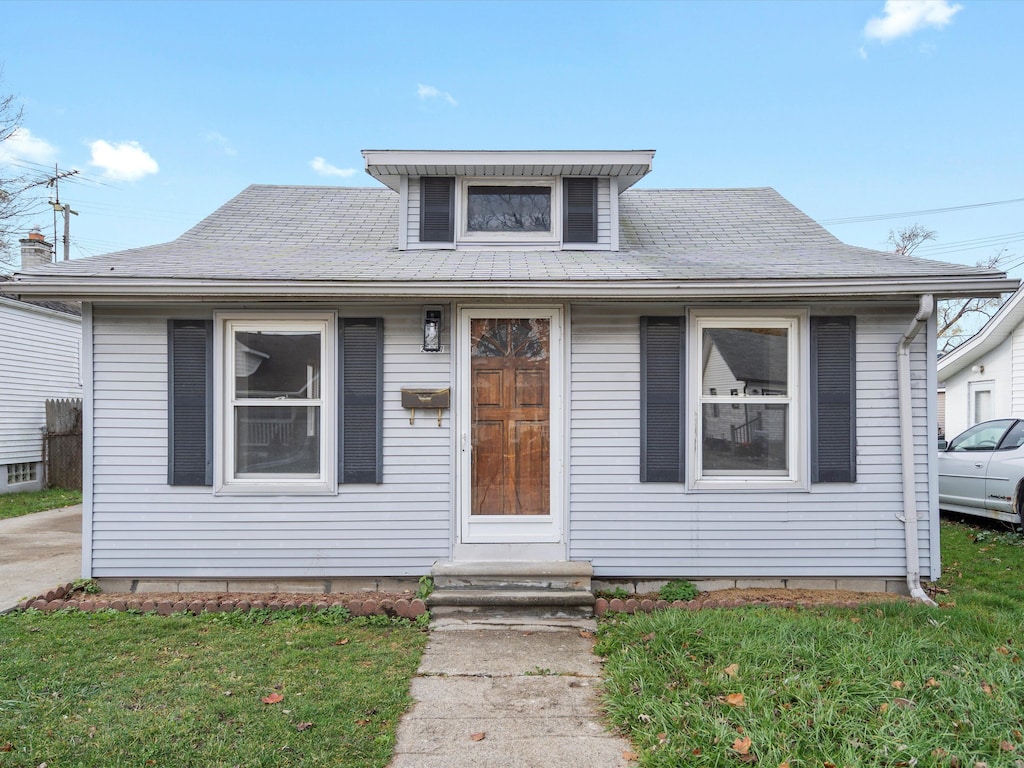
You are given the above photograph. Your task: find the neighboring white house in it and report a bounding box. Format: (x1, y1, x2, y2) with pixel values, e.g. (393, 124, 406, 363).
(938, 286, 1024, 440)
(1, 149, 1017, 605)
(0, 234, 82, 493)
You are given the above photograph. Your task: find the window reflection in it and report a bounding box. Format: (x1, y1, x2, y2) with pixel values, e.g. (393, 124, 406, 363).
(467, 186, 551, 232)
(700, 325, 791, 477)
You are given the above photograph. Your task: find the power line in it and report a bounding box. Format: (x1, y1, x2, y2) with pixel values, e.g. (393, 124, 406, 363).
(821, 196, 1024, 225)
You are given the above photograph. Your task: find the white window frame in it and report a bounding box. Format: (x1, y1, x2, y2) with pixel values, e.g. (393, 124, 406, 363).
(457, 177, 561, 246)
(214, 311, 336, 495)
(688, 309, 808, 490)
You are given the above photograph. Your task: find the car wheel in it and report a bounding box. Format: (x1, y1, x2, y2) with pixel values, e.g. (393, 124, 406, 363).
(1016, 482, 1024, 534)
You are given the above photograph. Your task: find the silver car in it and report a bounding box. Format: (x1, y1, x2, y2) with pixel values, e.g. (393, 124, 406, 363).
(938, 418, 1024, 527)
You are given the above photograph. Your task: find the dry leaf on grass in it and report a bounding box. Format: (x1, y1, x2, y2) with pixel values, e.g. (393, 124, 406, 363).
(295, 722, 313, 732)
(262, 693, 284, 704)
(732, 736, 753, 754)
(720, 692, 746, 707)
(723, 663, 740, 677)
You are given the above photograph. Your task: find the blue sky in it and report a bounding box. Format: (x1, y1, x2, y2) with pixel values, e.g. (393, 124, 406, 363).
(2, 0, 1022, 275)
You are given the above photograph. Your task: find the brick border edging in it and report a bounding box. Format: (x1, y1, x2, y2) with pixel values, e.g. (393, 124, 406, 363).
(15, 583, 428, 619)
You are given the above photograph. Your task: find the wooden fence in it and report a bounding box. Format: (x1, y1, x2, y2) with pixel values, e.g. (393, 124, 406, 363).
(44, 398, 82, 490)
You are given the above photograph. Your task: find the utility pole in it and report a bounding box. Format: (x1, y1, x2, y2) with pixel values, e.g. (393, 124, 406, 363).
(51, 201, 78, 261)
(47, 164, 79, 260)
(22, 165, 79, 261)
(21, 164, 79, 260)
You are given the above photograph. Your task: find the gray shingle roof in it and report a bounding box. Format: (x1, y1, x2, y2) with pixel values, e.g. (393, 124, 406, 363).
(11, 184, 1008, 287)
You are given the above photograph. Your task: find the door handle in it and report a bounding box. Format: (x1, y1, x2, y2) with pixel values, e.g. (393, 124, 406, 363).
(974, 463, 984, 468)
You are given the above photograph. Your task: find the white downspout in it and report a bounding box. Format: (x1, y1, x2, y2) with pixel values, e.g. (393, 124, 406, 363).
(897, 294, 938, 606)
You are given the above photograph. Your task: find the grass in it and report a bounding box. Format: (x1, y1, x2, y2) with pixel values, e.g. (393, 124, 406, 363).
(0, 608, 427, 768)
(597, 519, 1024, 767)
(0, 487, 82, 520)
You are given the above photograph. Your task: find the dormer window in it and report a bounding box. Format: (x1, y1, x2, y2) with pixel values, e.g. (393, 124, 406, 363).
(364, 149, 655, 251)
(460, 178, 557, 244)
(467, 185, 551, 233)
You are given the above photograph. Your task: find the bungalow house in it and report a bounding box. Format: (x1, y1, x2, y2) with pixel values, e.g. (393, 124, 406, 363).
(0, 233, 82, 493)
(938, 285, 1024, 441)
(1, 150, 1015, 609)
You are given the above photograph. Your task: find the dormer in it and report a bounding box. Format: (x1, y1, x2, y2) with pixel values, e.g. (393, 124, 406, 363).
(362, 150, 654, 251)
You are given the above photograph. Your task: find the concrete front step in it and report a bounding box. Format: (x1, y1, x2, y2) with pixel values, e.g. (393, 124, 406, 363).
(428, 591, 595, 619)
(428, 589, 595, 608)
(427, 561, 595, 618)
(431, 560, 593, 591)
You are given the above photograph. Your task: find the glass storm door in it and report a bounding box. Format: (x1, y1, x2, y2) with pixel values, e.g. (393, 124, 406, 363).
(459, 309, 563, 545)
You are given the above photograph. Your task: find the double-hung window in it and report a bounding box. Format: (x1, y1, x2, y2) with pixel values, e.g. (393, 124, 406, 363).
(641, 311, 855, 488)
(217, 313, 335, 493)
(693, 313, 803, 486)
(638, 311, 856, 487)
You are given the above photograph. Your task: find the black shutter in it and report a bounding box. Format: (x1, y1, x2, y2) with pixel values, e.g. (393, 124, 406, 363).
(641, 317, 685, 482)
(563, 178, 598, 243)
(168, 319, 212, 486)
(811, 316, 856, 483)
(339, 318, 383, 484)
(420, 177, 454, 242)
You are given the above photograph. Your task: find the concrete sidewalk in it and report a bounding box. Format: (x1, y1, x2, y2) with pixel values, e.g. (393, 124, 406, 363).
(0, 504, 82, 612)
(389, 616, 635, 768)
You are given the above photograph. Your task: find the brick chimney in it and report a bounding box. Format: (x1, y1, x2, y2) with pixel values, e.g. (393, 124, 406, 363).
(19, 228, 53, 271)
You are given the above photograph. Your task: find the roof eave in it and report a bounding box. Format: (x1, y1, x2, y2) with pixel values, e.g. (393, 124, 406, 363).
(3, 275, 1017, 304)
(362, 149, 656, 192)
(938, 285, 1024, 379)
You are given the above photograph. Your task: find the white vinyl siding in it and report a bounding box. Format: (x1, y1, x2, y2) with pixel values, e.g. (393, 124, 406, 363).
(89, 305, 451, 577)
(1012, 323, 1024, 418)
(0, 298, 81, 465)
(406, 177, 614, 250)
(568, 303, 935, 580)
(88, 300, 935, 583)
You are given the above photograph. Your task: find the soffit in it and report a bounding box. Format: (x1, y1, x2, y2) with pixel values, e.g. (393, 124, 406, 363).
(362, 149, 655, 192)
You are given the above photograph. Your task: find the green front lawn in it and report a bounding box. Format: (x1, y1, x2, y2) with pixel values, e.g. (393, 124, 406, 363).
(598, 520, 1024, 767)
(0, 488, 82, 520)
(0, 609, 426, 768)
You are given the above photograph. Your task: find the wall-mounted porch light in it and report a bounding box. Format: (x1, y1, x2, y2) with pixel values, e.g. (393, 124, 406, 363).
(423, 306, 443, 352)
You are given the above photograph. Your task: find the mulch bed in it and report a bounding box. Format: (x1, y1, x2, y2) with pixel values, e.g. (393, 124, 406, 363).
(13, 584, 911, 619)
(14, 583, 426, 619)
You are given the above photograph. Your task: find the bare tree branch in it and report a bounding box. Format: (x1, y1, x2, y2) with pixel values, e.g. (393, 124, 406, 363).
(887, 223, 936, 256)
(887, 225, 1012, 353)
(0, 66, 31, 271)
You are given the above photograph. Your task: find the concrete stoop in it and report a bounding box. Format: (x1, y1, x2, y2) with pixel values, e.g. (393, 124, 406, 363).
(427, 560, 595, 619)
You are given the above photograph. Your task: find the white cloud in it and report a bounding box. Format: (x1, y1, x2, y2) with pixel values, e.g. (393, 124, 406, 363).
(310, 157, 356, 178)
(864, 0, 963, 42)
(0, 127, 58, 164)
(88, 139, 159, 181)
(206, 131, 237, 157)
(417, 83, 457, 107)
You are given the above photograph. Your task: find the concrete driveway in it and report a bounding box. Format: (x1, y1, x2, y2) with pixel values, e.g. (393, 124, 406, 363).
(0, 504, 82, 612)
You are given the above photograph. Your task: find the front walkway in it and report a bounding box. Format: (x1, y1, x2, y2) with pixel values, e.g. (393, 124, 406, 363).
(389, 616, 635, 768)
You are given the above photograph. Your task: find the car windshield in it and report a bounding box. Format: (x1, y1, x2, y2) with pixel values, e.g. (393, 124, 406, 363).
(948, 419, 1016, 451)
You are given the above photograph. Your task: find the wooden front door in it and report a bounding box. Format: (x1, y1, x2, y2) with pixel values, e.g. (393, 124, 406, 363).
(458, 308, 563, 547)
(471, 318, 550, 516)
